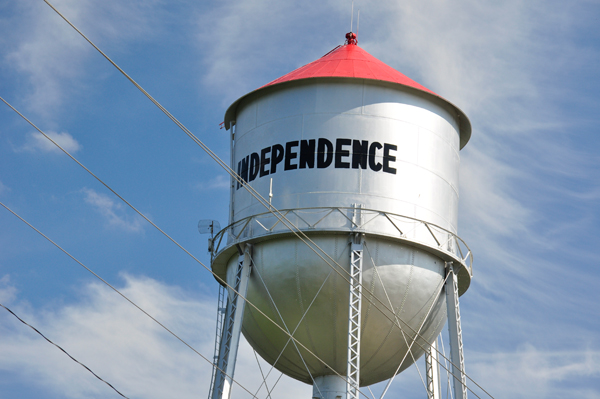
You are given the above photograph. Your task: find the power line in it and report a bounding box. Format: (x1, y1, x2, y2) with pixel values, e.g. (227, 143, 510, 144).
(2, 66, 490, 399)
(19, 3, 492, 397)
(0, 90, 490, 397)
(0, 90, 367, 396)
(0, 303, 129, 399)
(0, 92, 370, 399)
(0, 201, 260, 399)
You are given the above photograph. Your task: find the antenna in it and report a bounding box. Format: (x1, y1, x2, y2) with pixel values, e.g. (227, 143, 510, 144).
(357, 10, 360, 40)
(350, 1, 354, 32)
(198, 219, 221, 257)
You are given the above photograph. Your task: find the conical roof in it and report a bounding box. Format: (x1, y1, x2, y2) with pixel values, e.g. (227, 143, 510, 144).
(224, 36, 471, 148)
(262, 43, 435, 95)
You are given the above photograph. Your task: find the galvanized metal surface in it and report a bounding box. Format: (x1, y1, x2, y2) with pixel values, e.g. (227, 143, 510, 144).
(211, 245, 252, 399)
(230, 82, 462, 234)
(445, 265, 468, 399)
(312, 375, 346, 399)
(212, 207, 472, 295)
(346, 231, 363, 399)
(426, 339, 442, 399)
(220, 235, 447, 386)
(207, 284, 226, 399)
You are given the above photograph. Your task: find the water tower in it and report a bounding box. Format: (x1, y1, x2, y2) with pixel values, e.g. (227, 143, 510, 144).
(206, 32, 473, 399)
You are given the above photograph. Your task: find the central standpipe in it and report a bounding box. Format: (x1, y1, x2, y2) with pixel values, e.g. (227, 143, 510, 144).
(313, 205, 364, 399)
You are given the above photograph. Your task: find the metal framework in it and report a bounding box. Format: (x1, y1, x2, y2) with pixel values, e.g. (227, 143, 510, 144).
(206, 213, 472, 399)
(425, 338, 442, 399)
(445, 263, 468, 399)
(347, 205, 364, 399)
(210, 207, 473, 279)
(208, 284, 227, 399)
(210, 244, 252, 399)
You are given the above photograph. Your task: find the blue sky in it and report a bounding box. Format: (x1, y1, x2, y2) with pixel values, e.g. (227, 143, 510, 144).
(1, 0, 599, 398)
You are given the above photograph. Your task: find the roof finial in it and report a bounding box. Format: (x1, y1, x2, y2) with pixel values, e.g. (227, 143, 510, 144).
(345, 31, 357, 45)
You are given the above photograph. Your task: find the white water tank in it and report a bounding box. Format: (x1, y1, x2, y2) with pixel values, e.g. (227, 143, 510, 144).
(212, 35, 472, 386)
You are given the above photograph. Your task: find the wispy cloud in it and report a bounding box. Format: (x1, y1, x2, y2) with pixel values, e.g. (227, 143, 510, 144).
(0, 275, 311, 399)
(469, 345, 600, 399)
(82, 188, 144, 233)
(198, 6, 600, 398)
(17, 131, 81, 154)
(196, 0, 343, 104)
(2, 0, 163, 120)
(4, 273, 596, 399)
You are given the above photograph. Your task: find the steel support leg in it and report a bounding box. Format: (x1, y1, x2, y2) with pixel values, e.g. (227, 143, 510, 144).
(208, 284, 227, 399)
(347, 233, 363, 399)
(445, 263, 467, 399)
(425, 337, 442, 399)
(210, 244, 252, 399)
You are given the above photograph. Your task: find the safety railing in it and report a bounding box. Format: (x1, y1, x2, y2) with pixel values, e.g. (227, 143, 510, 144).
(211, 207, 472, 276)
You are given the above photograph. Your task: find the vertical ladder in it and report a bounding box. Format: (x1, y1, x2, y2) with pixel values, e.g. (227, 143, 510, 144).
(210, 244, 253, 399)
(445, 263, 468, 399)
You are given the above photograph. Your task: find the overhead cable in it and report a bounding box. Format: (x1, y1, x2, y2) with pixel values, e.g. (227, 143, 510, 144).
(33, 3, 491, 396)
(0, 201, 259, 399)
(0, 95, 370, 399)
(0, 303, 129, 399)
(1, 93, 487, 398)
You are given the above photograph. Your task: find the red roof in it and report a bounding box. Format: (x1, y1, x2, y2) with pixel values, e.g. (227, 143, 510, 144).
(262, 43, 437, 95)
(224, 37, 471, 148)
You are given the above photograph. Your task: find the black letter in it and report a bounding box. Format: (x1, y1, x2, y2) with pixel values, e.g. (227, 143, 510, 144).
(352, 140, 368, 169)
(383, 143, 397, 174)
(271, 144, 284, 174)
(335, 138, 351, 168)
(317, 138, 333, 168)
(240, 155, 249, 184)
(285, 141, 299, 170)
(260, 147, 271, 177)
(249, 152, 260, 181)
(236, 160, 242, 189)
(299, 139, 315, 169)
(369, 142, 382, 171)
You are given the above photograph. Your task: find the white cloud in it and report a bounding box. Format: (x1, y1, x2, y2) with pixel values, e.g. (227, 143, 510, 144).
(0, 274, 311, 399)
(2, 0, 163, 119)
(82, 188, 145, 233)
(196, 0, 342, 104)
(197, 0, 600, 338)
(18, 131, 82, 154)
(196, 0, 549, 241)
(469, 345, 600, 399)
(1, 272, 598, 399)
